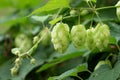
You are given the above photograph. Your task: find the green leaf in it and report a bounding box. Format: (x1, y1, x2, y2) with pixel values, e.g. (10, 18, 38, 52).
(69, 0, 86, 8)
(0, 0, 42, 9)
(108, 22, 120, 41)
(88, 53, 120, 80)
(31, 15, 51, 23)
(49, 16, 63, 25)
(94, 8, 117, 21)
(109, 37, 117, 44)
(91, 0, 97, 3)
(36, 45, 90, 72)
(29, 0, 70, 16)
(94, 60, 112, 71)
(0, 16, 27, 34)
(0, 47, 47, 80)
(48, 63, 88, 80)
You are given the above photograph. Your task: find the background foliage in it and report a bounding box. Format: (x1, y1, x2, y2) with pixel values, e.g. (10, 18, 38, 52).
(0, 0, 120, 80)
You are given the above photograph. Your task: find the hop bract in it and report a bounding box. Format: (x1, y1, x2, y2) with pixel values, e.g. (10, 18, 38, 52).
(94, 23, 110, 51)
(51, 22, 70, 53)
(86, 28, 96, 50)
(71, 24, 86, 49)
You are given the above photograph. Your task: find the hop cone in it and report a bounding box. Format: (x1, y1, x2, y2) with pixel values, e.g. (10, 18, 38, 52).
(94, 23, 110, 51)
(86, 28, 96, 50)
(51, 22, 70, 53)
(71, 24, 86, 49)
(40, 27, 51, 46)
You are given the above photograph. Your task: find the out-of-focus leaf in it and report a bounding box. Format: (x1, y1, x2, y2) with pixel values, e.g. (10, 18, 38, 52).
(0, 16, 27, 34)
(0, 0, 42, 9)
(0, 25, 12, 34)
(109, 37, 117, 44)
(0, 46, 47, 80)
(31, 15, 51, 23)
(0, 0, 13, 8)
(29, 0, 70, 16)
(0, 35, 4, 42)
(0, 15, 27, 25)
(108, 22, 120, 41)
(48, 63, 88, 80)
(94, 8, 117, 21)
(69, 0, 86, 8)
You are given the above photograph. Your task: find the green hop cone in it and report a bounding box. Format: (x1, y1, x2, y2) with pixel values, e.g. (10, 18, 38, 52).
(94, 23, 110, 51)
(71, 24, 86, 49)
(70, 9, 77, 16)
(86, 28, 96, 50)
(51, 22, 70, 53)
(15, 34, 32, 53)
(40, 27, 51, 46)
(116, 1, 120, 20)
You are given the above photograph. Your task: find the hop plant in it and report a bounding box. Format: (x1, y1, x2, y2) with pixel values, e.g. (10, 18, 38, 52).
(116, 0, 120, 20)
(51, 22, 70, 53)
(94, 23, 110, 51)
(86, 27, 96, 50)
(71, 24, 86, 49)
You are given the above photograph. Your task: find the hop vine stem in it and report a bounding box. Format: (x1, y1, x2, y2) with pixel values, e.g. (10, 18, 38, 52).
(96, 5, 120, 11)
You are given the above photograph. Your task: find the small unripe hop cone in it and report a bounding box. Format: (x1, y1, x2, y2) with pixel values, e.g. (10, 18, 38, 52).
(71, 24, 86, 49)
(51, 22, 70, 53)
(40, 27, 51, 46)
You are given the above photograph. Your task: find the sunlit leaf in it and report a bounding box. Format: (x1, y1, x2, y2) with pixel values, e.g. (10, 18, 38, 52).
(49, 16, 63, 25)
(29, 0, 70, 16)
